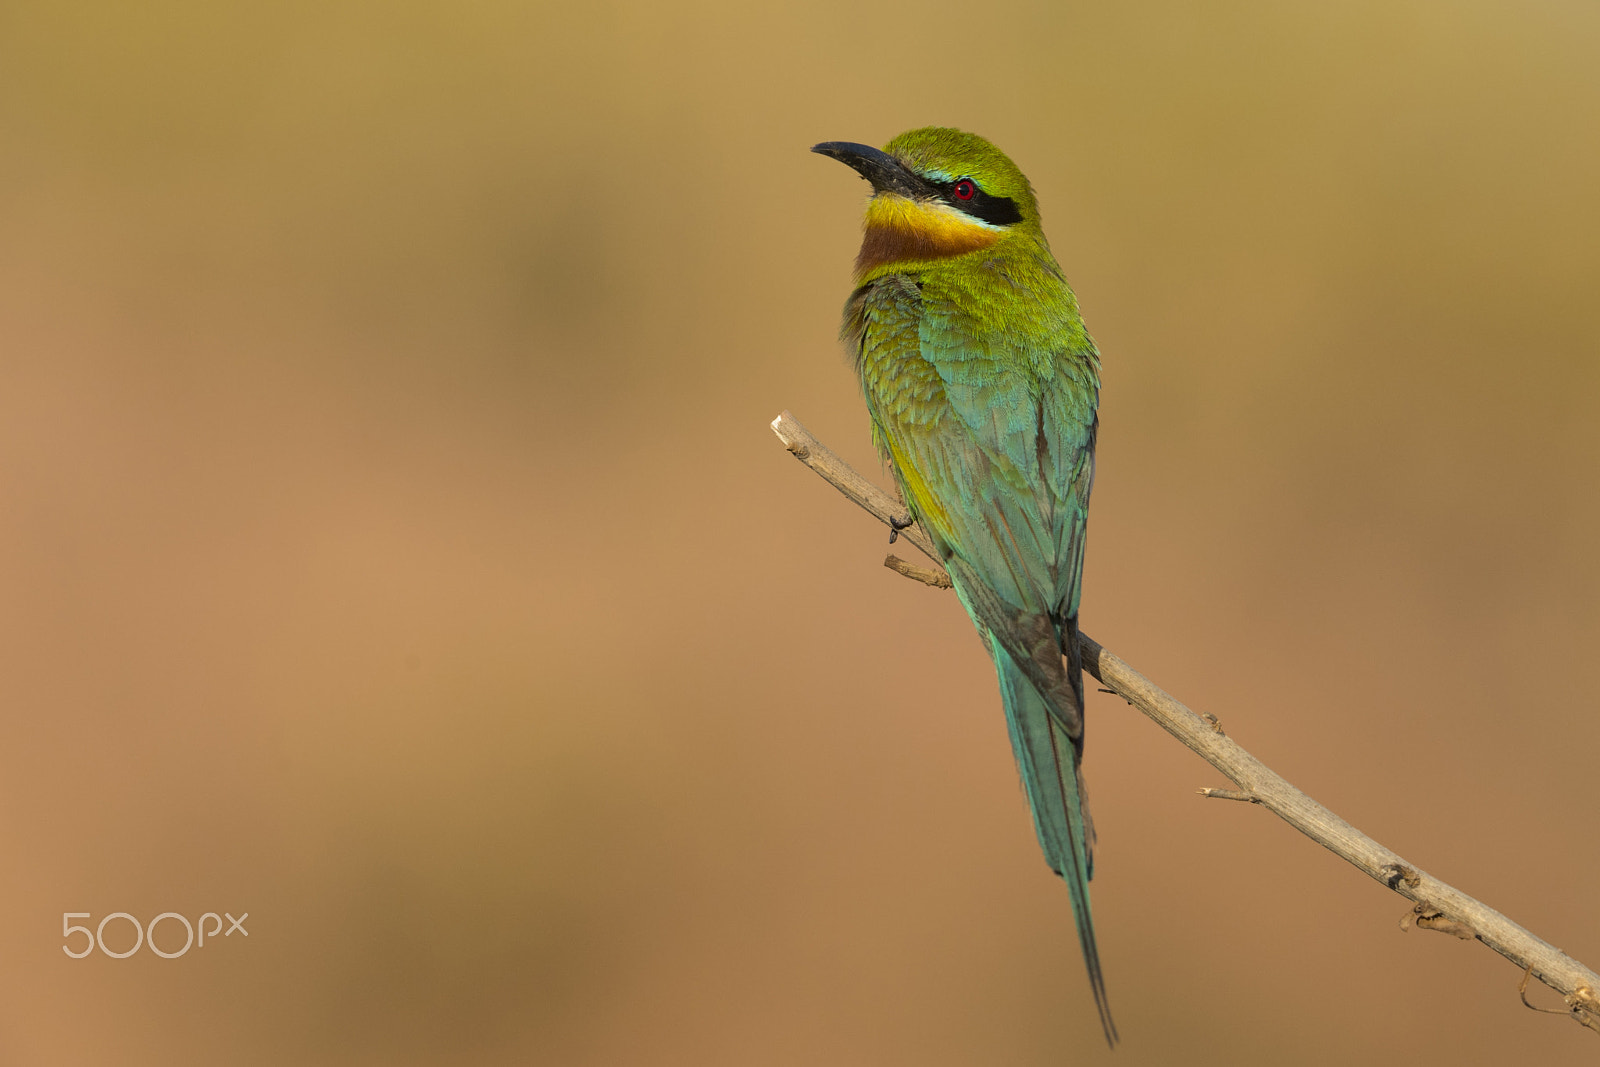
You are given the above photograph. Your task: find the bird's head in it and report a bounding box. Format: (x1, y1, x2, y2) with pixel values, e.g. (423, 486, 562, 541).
(812, 127, 1041, 280)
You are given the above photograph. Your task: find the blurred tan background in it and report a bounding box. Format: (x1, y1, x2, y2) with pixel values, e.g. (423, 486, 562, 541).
(2, 1, 1597, 1063)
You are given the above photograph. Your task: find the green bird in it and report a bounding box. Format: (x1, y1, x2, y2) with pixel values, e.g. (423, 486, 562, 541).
(813, 128, 1113, 1042)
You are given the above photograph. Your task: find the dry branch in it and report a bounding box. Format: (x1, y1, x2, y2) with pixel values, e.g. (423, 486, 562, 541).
(770, 408, 1600, 1037)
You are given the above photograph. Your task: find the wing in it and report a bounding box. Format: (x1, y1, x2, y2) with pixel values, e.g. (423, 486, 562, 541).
(847, 272, 1098, 645)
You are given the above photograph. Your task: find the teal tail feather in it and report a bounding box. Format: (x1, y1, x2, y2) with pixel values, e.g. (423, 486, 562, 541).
(993, 638, 1118, 1046)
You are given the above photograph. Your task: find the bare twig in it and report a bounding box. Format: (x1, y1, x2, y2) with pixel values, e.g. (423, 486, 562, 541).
(885, 554, 952, 589)
(771, 408, 1600, 1037)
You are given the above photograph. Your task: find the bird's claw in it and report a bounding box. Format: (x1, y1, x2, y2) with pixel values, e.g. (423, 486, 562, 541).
(888, 513, 914, 544)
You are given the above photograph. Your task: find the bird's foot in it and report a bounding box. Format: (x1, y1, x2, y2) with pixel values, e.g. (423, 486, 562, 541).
(888, 513, 914, 544)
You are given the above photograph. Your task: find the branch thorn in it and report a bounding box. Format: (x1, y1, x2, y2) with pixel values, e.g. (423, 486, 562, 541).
(1400, 903, 1477, 940)
(1198, 787, 1260, 803)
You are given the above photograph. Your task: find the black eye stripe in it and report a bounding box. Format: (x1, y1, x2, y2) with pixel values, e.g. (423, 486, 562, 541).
(933, 178, 1023, 226)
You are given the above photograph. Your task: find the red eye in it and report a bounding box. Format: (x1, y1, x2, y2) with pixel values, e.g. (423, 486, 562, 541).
(952, 179, 976, 200)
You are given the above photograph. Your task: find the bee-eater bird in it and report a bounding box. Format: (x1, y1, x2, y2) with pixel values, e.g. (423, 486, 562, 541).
(813, 128, 1113, 1042)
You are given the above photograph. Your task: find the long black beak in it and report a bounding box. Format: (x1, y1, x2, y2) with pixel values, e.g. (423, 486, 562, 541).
(811, 141, 932, 199)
